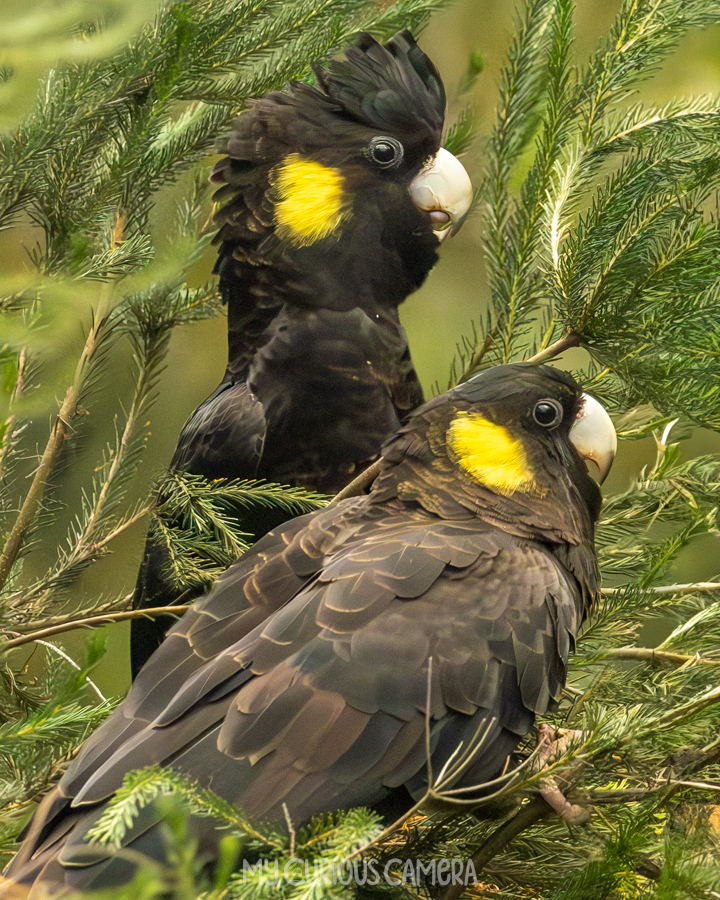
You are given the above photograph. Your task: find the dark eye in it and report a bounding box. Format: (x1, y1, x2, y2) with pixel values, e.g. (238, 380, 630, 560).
(533, 399, 563, 428)
(367, 136, 404, 168)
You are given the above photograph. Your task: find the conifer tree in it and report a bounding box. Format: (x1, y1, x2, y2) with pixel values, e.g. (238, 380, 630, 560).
(2, 0, 720, 897)
(0, 0, 444, 859)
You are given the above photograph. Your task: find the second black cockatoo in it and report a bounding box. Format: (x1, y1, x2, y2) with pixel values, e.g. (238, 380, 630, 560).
(4, 363, 616, 896)
(130, 31, 472, 677)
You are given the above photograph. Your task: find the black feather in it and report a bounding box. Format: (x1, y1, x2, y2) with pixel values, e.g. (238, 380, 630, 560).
(130, 31, 447, 676)
(4, 364, 605, 895)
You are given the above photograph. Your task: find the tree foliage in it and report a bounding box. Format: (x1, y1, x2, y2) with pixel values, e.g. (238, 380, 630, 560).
(0, 0, 442, 854)
(2, 0, 720, 897)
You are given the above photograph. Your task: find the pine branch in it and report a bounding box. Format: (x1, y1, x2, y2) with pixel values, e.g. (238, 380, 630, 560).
(0, 347, 26, 487)
(4, 599, 132, 633)
(6, 507, 149, 615)
(5, 279, 179, 610)
(84, 766, 279, 850)
(579, 0, 720, 142)
(149, 473, 329, 592)
(593, 648, 719, 667)
(524, 329, 580, 364)
(0, 211, 126, 592)
(440, 798, 555, 900)
(478, 0, 561, 374)
(1, 606, 190, 650)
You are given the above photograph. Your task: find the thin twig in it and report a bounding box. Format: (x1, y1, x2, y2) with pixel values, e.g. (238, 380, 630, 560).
(332, 458, 384, 502)
(595, 647, 718, 666)
(587, 778, 720, 805)
(35, 640, 107, 703)
(601, 581, 720, 596)
(79, 371, 149, 544)
(282, 803, 296, 857)
(669, 780, 720, 792)
(430, 718, 506, 798)
(458, 332, 496, 383)
(662, 743, 720, 811)
(424, 657, 434, 788)
(6, 598, 132, 633)
(439, 797, 554, 900)
(436, 741, 539, 800)
(354, 725, 541, 865)
(588, 786, 665, 804)
(525, 330, 581, 364)
(653, 685, 720, 730)
(0, 210, 127, 592)
(433, 740, 466, 789)
(347, 800, 424, 860)
(12, 508, 150, 610)
(1, 605, 190, 650)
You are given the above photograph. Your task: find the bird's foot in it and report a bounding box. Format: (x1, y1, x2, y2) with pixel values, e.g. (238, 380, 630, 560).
(533, 723, 590, 825)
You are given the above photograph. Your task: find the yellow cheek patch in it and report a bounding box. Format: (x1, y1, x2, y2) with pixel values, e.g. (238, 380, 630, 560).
(448, 411, 542, 497)
(273, 154, 349, 247)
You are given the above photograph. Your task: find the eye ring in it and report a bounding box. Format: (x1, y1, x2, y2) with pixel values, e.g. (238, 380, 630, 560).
(532, 399, 563, 429)
(366, 136, 404, 169)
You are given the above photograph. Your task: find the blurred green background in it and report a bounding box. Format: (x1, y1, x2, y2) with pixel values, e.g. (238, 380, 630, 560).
(3, 0, 720, 698)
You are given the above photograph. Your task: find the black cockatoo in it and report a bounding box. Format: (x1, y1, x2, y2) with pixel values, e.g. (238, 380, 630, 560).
(5, 363, 616, 896)
(130, 31, 473, 677)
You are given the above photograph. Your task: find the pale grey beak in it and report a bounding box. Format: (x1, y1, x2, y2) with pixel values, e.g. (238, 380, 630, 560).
(569, 393, 617, 484)
(409, 148, 473, 242)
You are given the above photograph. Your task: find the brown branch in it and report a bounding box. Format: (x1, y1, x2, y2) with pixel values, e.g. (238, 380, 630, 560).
(658, 742, 720, 810)
(13, 612, 113, 636)
(596, 647, 719, 666)
(654, 685, 720, 730)
(525, 330, 581, 364)
(587, 770, 720, 808)
(1, 605, 190, 650)
(8, 596, 134, 632)
(601, 581, 720, 596)
(332, 458, 384, 503)
(588, 786, 664, 804)
(588, 780, 720, 805)
(439, 797, 554, 900)
(0, 389, 88, 591)
(0, 210, 127, 593)
(10, 508, 151, 612)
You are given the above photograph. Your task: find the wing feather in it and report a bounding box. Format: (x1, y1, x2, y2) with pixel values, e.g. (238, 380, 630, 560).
(15, 506, 591, 886)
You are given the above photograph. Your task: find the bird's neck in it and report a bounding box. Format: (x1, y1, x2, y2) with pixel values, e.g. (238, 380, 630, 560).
(219, 196, 440, 379)
(370, 436, 597, 549)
